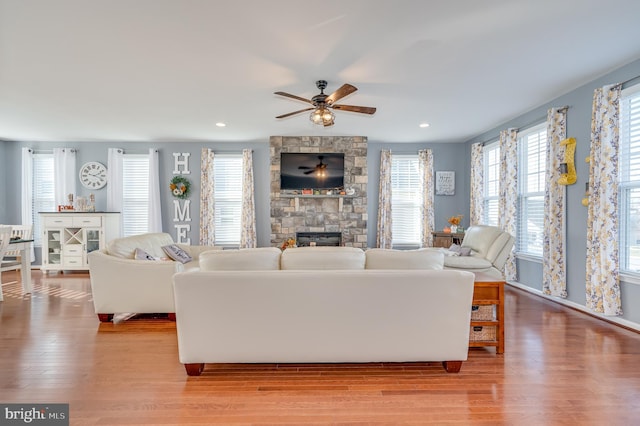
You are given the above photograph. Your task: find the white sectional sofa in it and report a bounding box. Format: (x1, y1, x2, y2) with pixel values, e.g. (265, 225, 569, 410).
(173, 246, 475, 375)
(88, 232, 221, 322)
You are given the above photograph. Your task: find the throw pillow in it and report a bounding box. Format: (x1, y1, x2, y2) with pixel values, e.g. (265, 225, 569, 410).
(459, 247, 472, 256)
(134, 248, 160, 261)
(162, 244, 193, 264)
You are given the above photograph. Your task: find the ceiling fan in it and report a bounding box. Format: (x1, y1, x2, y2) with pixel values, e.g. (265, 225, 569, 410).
(275, 80, 376, 127)
(299, 155, 329, 175)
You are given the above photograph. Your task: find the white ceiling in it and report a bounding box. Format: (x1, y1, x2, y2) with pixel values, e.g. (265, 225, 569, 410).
(2, 0, 640, 144)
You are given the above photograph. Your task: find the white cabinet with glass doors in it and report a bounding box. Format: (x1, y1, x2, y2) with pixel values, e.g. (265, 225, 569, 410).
(40, 212, 120, 272)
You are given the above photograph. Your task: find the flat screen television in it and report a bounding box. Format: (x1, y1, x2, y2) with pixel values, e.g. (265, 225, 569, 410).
(280, 153, 344, 190)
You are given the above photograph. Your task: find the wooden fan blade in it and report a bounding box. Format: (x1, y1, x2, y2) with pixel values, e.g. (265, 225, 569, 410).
(298, 166, 313, 169)
(274, 91, 314, 105)
(276, 107, 315, 119)
(332, 104, 376, 115)
(326, 84, 357, 104)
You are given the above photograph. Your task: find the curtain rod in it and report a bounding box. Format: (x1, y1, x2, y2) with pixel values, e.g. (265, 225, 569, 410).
(618, 74, 640, 87)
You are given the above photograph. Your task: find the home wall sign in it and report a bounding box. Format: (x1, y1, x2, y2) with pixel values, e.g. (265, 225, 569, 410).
(172, 153, 191, 244)
(436, 171, 455, 196)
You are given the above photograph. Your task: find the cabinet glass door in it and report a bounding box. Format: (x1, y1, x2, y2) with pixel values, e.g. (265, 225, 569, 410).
(85, 229, 101, 253)
(47, 230, 62, 264)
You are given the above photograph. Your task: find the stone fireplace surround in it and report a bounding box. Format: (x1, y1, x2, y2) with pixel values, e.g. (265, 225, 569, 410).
(270, 136, 368, 249)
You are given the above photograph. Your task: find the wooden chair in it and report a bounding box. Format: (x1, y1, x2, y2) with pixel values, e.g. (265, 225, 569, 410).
(0, 225, 14, 302)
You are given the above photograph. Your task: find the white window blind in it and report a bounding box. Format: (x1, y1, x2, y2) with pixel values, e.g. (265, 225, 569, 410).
(619, 84, 640, 273)
(483, 141, 500, 226)
(122, 155, 150, 237)
(517, 124, 547, 257)
(214, 154, 243, 246)
(32, 154, 55, 247)
(391, 155, 422, 247)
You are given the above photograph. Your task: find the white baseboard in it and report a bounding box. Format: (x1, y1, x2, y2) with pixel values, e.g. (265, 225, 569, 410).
(508, 281, 640, 333)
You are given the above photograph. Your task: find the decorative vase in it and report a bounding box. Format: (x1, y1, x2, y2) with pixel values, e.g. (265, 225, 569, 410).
(450, 225, 457, 233)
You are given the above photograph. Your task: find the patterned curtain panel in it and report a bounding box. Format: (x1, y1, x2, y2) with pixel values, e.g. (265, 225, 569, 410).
(377, 149, 392, 248)
(499, 129, 518, 281)
(469, 143, 484, 225)
(586, 85, 622, 316)
(543, 108, 568, 298)
(199, 148, 215, 245)
(419, 149, 434, 247)
(240, 149, 257, 248)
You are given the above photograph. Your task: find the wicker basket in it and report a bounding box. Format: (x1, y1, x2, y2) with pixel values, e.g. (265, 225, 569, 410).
(471, 305, 495, 321)
(469, 325, 497, 341)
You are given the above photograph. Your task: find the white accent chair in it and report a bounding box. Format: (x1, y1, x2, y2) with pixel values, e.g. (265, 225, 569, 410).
(443, 225, 515, 279)
(0, 226, 14, 302)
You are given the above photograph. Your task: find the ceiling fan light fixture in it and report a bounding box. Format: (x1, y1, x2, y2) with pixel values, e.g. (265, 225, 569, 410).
(310, 107, 334, 126)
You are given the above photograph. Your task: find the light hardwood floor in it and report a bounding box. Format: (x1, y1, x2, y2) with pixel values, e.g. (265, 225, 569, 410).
(1, 270, 640, 425)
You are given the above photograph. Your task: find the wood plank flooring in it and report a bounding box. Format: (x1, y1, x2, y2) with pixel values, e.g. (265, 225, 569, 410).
(1, 270, 640, 425)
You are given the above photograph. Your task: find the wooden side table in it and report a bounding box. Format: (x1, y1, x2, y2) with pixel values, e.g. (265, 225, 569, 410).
(470, 272, 505, 354)
(431, 231, 464, 248)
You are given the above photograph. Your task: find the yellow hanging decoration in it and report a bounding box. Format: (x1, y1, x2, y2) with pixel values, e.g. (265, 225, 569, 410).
(558, 137, 577, 185)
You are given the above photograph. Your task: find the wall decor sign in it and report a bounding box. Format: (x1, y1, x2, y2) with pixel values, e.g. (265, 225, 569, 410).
(172, 153, 191, 244)
(436, 171, 455, 196)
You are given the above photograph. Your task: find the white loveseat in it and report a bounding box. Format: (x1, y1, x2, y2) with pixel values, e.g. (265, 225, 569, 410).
(88, 232, 221, 322)
(443, 225, 515, 278)
(173, 247, 475, 375)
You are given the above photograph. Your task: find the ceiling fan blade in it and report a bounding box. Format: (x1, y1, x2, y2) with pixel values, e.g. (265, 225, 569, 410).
(332, 104, 376, 115)
(276, 107, 315, 119)
(298, 166, 313, 169)
(274, 91, 314, 105)
(325, 84, 357, 104)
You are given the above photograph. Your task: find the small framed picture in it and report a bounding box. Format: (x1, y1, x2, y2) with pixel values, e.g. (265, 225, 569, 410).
(436, 171, 455, 196)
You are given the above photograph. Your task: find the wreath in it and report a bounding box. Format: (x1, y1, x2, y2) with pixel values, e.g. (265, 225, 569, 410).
(169, 176, 191, 199)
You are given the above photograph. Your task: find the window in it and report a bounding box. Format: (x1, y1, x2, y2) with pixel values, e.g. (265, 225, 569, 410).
(214, 154, 243, 246)
(32, 154, 55, 247)
(391, 155, 422, 247)
(122, 155, 150, 237)
(483, 141, 500, 226)
(517, 124, 547, 257)
(619, 84, 640, 273)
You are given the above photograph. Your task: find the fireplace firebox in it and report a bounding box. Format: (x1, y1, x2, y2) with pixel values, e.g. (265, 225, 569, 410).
(296, 232, 342, 247)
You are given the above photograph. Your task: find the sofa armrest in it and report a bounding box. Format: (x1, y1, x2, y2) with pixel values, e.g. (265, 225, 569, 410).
(88, 250, 183, 314)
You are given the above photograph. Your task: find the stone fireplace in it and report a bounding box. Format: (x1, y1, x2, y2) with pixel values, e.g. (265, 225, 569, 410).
(270, 136, 368, 249)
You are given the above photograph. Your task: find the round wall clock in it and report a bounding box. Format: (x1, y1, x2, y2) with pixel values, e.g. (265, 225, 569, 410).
(79, 161, 108, 189)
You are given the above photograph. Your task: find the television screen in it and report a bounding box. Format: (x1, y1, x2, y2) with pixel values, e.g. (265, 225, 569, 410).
(280, 153, 344, 190)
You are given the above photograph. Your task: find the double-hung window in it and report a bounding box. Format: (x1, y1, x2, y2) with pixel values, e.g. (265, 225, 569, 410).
(121, 154, 151, 237)
(619, 84, 640, 273)
(213, 154, 243, 247)
(482, 141, 500, 226)
(32, 154, 55, 246)
(517, 124, 547, 258)
(391, 154, 422, 247)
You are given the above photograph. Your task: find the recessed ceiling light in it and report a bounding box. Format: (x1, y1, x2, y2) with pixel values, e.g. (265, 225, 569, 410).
(419, 123, 430, 128)
(215, 122, 226, 127)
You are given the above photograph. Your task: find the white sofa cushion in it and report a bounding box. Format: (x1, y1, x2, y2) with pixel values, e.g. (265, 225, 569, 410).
(443, 255, 493, 270)
(200, 247, 282, 271)
(107, 232, 175, 259)
(365, 248, 444, 270)
(280, 246, 365, 270)
(460, 225, 504, 259)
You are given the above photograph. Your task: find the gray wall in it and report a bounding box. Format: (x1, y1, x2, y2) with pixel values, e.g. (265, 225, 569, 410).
(464, 57, 640, 326)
